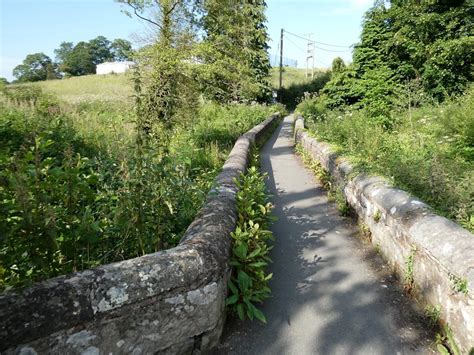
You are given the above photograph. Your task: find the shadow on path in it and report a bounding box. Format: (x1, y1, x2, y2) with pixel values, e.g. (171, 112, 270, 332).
(215, 116, 434, 355)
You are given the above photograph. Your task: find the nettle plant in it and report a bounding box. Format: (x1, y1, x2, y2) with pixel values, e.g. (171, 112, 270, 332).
(227, 165, 274, 323)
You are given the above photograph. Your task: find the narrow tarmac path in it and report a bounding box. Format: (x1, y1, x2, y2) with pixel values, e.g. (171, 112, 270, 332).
(215, 115, 433, 355)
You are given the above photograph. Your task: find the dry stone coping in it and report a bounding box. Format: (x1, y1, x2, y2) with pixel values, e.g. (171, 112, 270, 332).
(0, 112, 281, 354)
(294, 115, 474, 352)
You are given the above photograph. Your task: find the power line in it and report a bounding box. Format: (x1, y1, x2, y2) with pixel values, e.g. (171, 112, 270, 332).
(315, 58, 330, 67)
(283, 29, 351, 49)
(314, 46, 351, 53)
(286, 32, 351, 53)
(314, 41, 352, 49)
(283, 34, 307, 53)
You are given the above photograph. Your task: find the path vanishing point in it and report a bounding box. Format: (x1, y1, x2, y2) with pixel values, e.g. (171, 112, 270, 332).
(215, 115, 435, 355)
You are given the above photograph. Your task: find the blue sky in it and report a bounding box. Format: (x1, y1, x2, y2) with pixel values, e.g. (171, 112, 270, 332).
(0, 0, 373, 81)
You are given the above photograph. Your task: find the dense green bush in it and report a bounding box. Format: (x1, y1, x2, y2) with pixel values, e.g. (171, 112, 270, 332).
(227, 163, 274, 323)
(295, 94, 329, 123)
(2, 85, 43, 106)
(319, 0, 473, 121)
(0, 88, 279, 290)
(277, 72, 330, 110)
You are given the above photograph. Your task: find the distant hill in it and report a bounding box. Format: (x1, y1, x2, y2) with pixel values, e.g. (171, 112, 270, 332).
(270, 67, 327, 89)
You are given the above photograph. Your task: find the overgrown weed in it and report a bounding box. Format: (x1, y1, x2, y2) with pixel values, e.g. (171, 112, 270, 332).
(298, 86, 474, 232)
(0, 85, 279, 290)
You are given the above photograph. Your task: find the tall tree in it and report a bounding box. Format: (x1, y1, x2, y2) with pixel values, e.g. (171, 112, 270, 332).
(243, 0, 272, 102)
(353, 0, 473, 100)
(89, 36, 113, 64)
(117, 0, 199, 145)
(321, 0, 473, 120)
(54, 37, 133, 76)
(198, 0, 271, 103)
(54, 42, 74, 65)
(12, 53, 59, 82)
(111, 38, 133, 61)
(62, 42, 95, 76)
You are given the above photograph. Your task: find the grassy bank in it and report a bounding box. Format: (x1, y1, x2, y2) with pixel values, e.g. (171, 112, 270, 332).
(269, 67, 327, 89)
(298, 87, 474, 232)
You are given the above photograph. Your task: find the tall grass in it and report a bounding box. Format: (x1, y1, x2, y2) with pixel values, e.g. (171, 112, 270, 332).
(299, 87, 474, 232)
(270, 67, 326, 89)
(33, 73, 134, 104)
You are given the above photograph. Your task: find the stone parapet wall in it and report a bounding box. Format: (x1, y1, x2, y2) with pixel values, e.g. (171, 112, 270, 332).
(0, 113, 281, 355)
(294, 116, 474, 352)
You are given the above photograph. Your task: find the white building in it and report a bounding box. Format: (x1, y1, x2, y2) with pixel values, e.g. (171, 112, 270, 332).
(96, 61, 135, 75)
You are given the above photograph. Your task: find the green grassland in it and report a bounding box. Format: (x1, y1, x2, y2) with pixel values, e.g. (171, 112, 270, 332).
(270, 67, 327, 89)
(31, 67, 319, 102)
(34, 73, 134, 104)
(28, 67, 320, 101)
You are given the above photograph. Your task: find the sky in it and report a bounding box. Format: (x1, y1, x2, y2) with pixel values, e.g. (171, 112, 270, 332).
(0, 0, 373, 81)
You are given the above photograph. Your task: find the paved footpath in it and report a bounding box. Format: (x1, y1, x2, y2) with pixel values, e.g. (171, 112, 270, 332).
(215, 115, 434, 355)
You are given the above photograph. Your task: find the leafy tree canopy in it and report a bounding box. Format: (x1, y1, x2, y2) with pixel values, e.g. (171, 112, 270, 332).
(58, 36, 134, 76)
(89, 36, 114, 65)
(111, 38, 133, 61)
(331, 57, 346, 74)
(54, 42, 74, 64)
(11, 36, 134, 82)
(12, 53, 59, 82)
(62, 41, 96, 76)
(321, 0, 473, 119)
(197, 0, 272, 103)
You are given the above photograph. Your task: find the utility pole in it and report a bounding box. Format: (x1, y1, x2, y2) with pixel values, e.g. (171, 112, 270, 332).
(306, 33, 315, 79)
(279, 28, 283, 92)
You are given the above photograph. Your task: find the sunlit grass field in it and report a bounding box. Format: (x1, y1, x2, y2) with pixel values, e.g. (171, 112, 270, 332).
(270, 67, 327, 89)
(24, 68, 321, 100)
(34, 73, 134, 104)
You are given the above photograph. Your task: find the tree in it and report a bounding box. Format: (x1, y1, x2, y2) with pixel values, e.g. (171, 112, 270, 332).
(198, 0, 271, 103)
(242, 0, 272, 102)
(117, 0, 199, 145)
(12, 53, 59, 82)
(89, 36, 113, 64)
(321, 0, 473, 120)
(331, 57, 346, 74)
(54, 36, 132, 76)
(54, 42, 74, 65)
(0, 77, 9, 86)
(111, 38, 133, 61)
(62, 42, 95, 76)
(352, 0, 473, 100)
